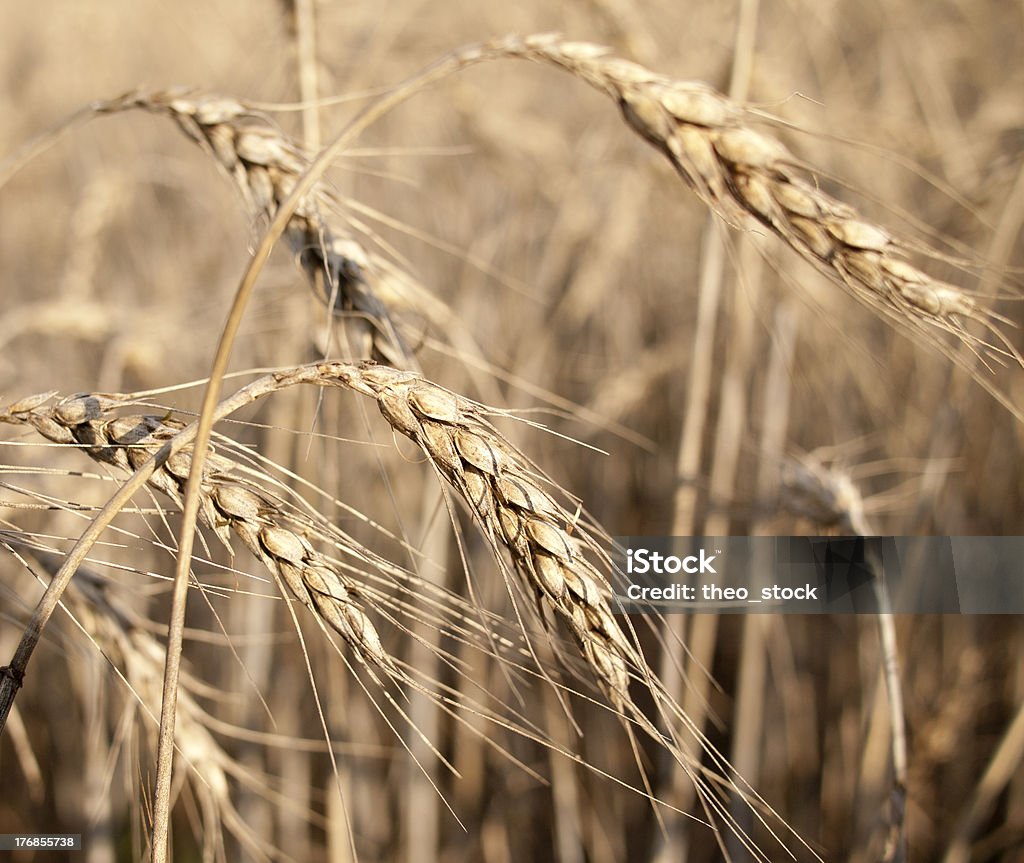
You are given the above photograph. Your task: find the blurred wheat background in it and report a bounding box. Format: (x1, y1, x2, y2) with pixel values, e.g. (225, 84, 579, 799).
(1, 1, 1023, 862)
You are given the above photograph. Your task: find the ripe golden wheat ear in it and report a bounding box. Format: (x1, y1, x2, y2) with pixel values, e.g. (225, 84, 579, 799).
(0, 389, 398, 671)
(1, 364, 818, 861)
(478, 35, 1019, 361)
(93, 89, 421, 367)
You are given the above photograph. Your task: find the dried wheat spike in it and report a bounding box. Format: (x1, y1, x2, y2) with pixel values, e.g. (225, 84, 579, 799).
(99, 90, 413, 366)
(4, 367, 639, 703)
(485, 34, 1016, 362)
(327, 362, 639, 702)
(0, 391, 395, 671)
(58, 564, 275, 860)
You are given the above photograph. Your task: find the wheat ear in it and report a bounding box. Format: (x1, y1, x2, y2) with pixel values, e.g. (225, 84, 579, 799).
(0, 390, 395, 672)
(778, 454, 907, 862)
(95, 90, 414, 366)
(479, 35, 1016, 363)
(55, 563, 286, 862)
(322, 363, 639, 702)
(3, 362, 638, 702)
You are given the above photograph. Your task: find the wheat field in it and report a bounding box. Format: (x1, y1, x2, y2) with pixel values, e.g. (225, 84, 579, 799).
(1, 2, 1023, 862)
